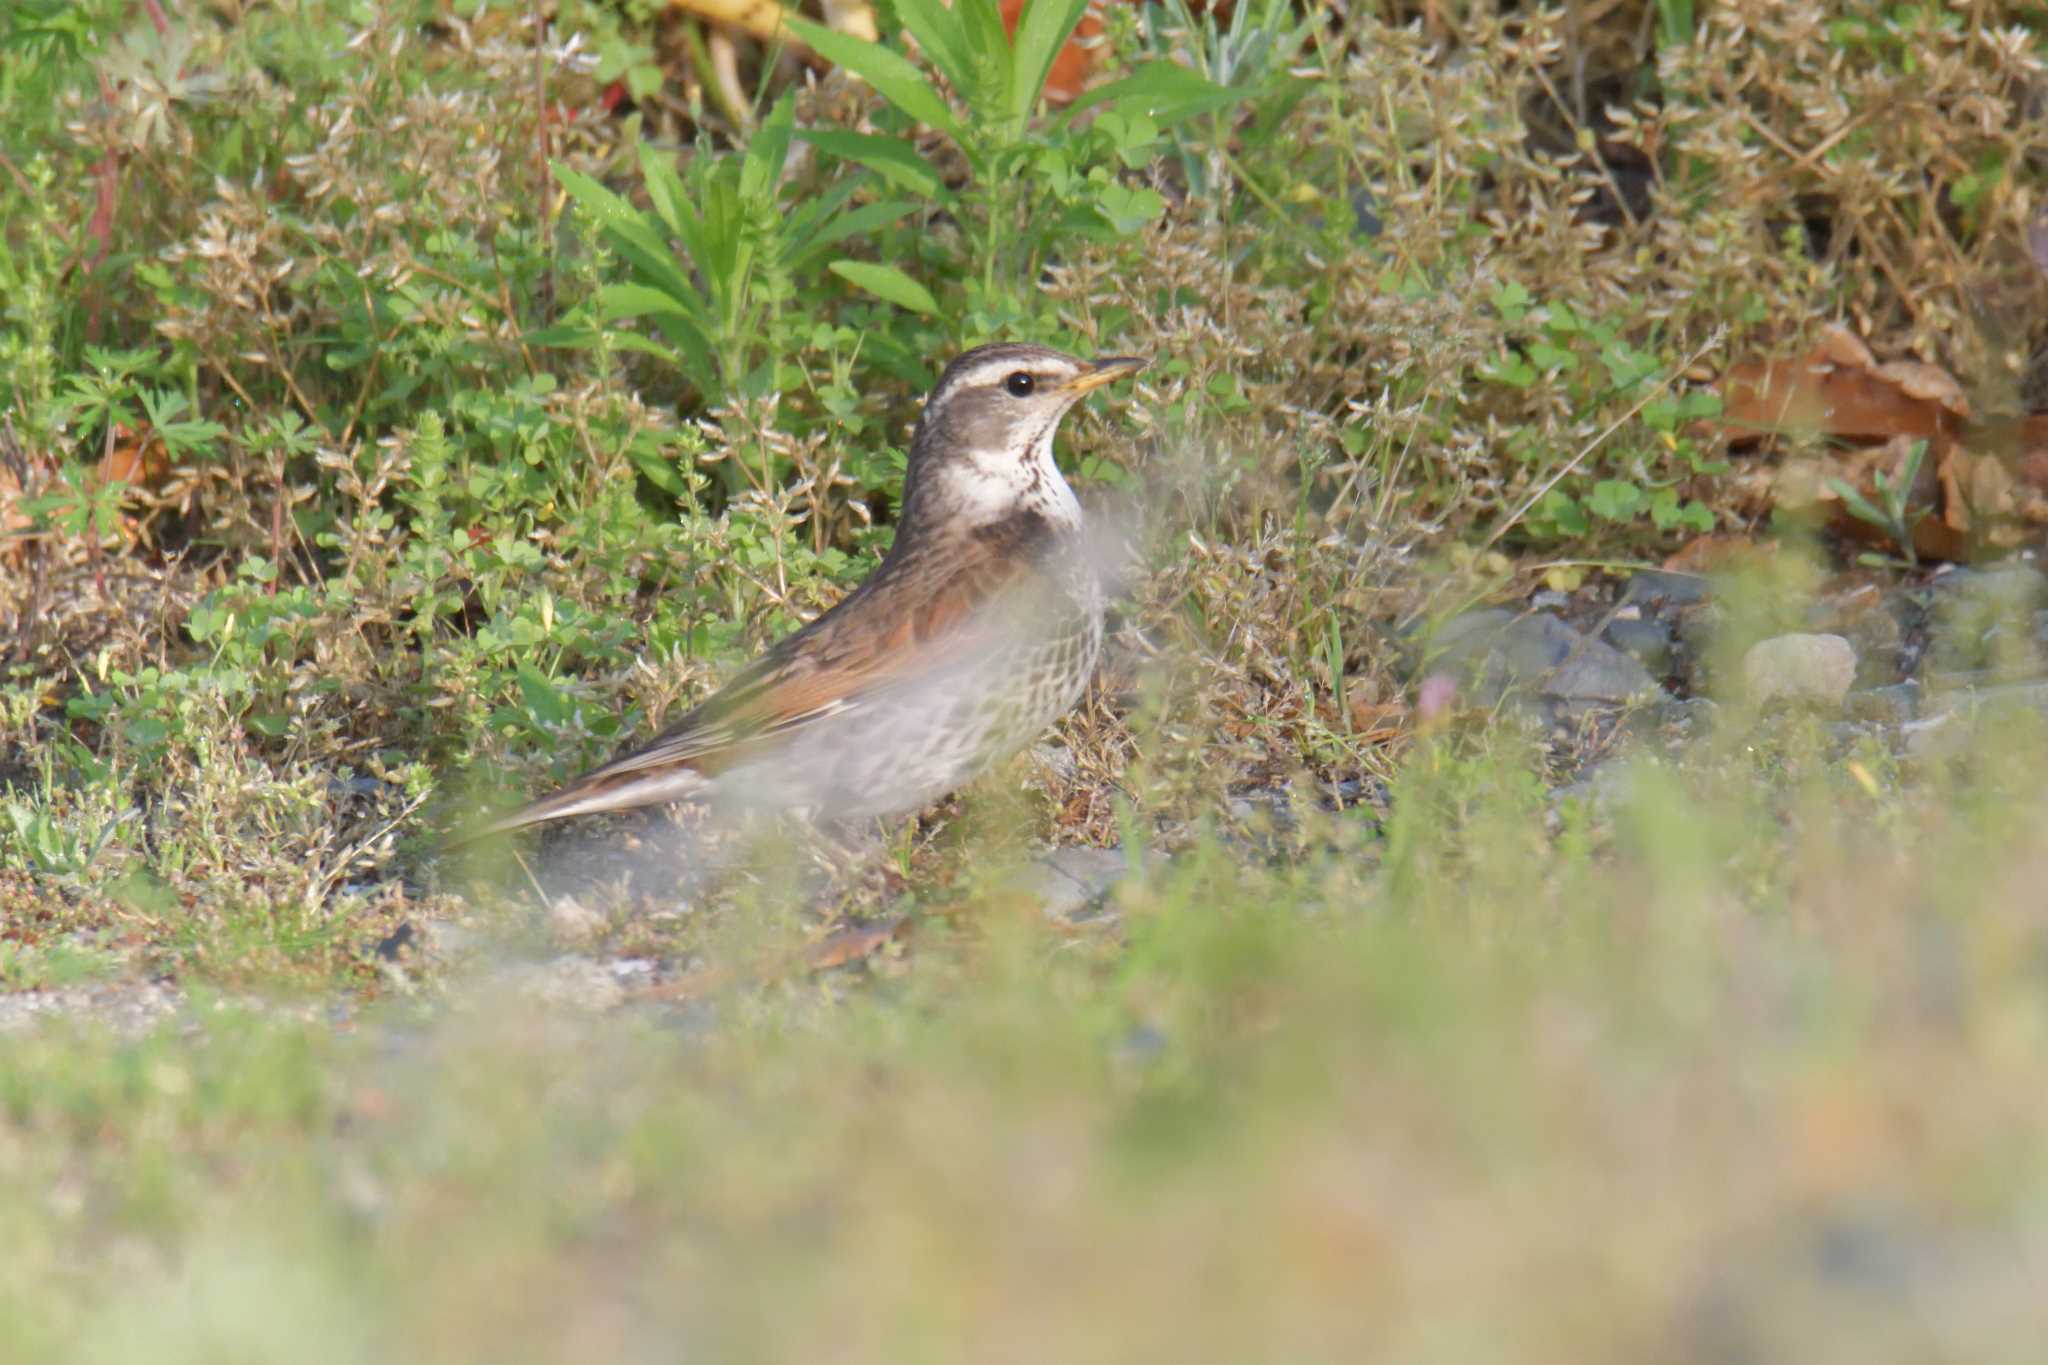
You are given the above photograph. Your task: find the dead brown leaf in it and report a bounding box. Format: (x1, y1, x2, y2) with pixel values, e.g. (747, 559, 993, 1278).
(1718, 323, 1967, 443)
(805, 915, 906, 971)
(1716, 326, 2048, 561)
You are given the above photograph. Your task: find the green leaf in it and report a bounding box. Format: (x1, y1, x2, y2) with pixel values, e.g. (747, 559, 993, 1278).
(553, 163, 638, 230)
(633, 143, 692, 238)
(829, 261, 938, 315)
(1825, 476, 1888, 529)
(783, 199, 919, 272)
(522, 318, 604, 349)
(799, 129, 949, 200)
(784, 16, 961, 142)
(596, 282, 708, 324)
(1534, 488, 1588, 537)
(1008, 0, 1091, 121)
(952, 0, 1016, 114)
(740, 91, 797, 203)
(517, 663, 577, 727)
(1587, 480, 1644, 521)
(1093, 181, 1165, 235)
(890, 0, 977, 104)
(1058, 61, 1244, 130)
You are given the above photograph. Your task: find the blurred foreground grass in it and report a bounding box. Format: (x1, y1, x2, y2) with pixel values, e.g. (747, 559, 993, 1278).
(7, 710, 2048, 1363)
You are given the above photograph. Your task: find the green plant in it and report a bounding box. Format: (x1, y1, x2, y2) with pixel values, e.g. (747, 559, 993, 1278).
(1479, 284, 1719, 544)
(787, 0, 1245, 325)
(551, 92, 917, 428)
(1827, 438, 1929, 569)
(1126, 0, 1320, 212)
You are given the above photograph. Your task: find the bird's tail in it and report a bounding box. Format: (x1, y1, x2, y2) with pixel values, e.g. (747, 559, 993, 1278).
(441, 764, 713, 848)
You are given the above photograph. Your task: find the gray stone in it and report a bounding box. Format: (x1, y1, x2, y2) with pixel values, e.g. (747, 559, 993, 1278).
(1603, 616, 1675, 676)
(1741, 633, 1858, 709)
(1623, 569, 1711, 609)
(1549, 638, 1662, 703)
(1928, 565, 2048, 676)
(1929, 562, 2048, 605)
(1427, 610, 1660, 709)
(1548, 759, 1645, 819)
(1651, 697, 1719, 737)
(1019, 846, 1131, 923)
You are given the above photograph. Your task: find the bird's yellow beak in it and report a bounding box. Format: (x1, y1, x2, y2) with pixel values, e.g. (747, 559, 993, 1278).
(1062, 355, 1149, 396)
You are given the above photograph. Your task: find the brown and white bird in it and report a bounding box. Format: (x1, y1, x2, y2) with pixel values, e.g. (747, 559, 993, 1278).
(459, 343, 1147, 842)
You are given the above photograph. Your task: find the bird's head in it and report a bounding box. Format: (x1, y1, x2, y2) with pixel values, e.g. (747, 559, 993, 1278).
(903, 343, 1147, 534)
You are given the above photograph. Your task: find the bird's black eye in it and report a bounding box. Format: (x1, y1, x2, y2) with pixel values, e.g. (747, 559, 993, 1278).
(1004, 371, 1035, 398)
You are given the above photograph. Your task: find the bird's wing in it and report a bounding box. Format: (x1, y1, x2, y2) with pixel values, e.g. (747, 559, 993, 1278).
(593, 528, 1049, 781)
(454, 520, 1060, 838)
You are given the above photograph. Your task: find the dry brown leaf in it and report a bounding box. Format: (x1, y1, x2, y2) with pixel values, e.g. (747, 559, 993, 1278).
(1717, 324, 1964, 443)
(0, 461, 29, 569)
(1713, 327, 2048, 561)
(98, 424, 170, 491)
(1661, 534, 1775, 575)
(805, 915, 906, 970)
(1346, 696, 1408, 743)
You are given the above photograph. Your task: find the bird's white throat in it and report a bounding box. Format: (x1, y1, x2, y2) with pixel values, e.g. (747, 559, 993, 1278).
(938, 422, 1084, 531)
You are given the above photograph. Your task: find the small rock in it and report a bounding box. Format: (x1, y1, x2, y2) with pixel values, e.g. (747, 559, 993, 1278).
(1547, 637, 1662, 704)
(1929, 561, 2048, 605)
(1548, 760, 1642, 819)
(1929, 563, 2048, 676)
(1742, 633, 1858, 709)
(1603, 617, 1675, 676)
(1624, 570, 1711, 610)
(1651, 697, 1719, 738)
(1428, 610, 1659, 709)
(1812, 582, 1909, 685)
(546, 894, 607, 942)
(1018, 846, 1131, 923)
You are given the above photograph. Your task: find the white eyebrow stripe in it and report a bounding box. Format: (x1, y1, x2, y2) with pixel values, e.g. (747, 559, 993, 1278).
(940, 355, 1083, 395)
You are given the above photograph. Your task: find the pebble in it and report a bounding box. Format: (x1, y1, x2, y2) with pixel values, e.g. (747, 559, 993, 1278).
(1741, 633, 1858, 709)
(1624, 570, 1711, 609)
(1929, 562, 2047, 605)
(1603, 616, 1676, 676)
(1017, 846, 1131, 923)
(1429, 610, 1662, 709)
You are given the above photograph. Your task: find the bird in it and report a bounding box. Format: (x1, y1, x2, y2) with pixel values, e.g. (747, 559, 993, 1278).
(456, 342, 1148, 843)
